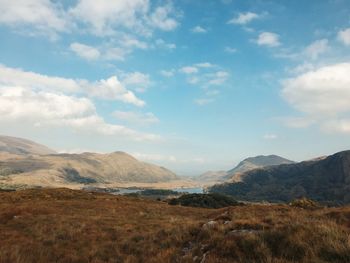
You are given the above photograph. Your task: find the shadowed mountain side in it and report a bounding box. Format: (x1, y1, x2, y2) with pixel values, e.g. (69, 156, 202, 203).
(209, 150, 350, 204)
(193, 155, 294, 185)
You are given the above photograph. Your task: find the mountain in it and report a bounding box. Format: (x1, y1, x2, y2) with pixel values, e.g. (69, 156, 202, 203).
(0, 135, 56, 156)
(193, 155, 293, 185)
(209, 150, 350, 204)
(0, 136, 178, 188)
(193, 170, 228, 184)
(224, 155, 294, 181)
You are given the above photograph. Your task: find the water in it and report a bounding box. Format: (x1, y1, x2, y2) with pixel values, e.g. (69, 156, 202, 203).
(86, 186, 204, 195)
(112, 187, 204, 195)
(172, 187, 203, 194)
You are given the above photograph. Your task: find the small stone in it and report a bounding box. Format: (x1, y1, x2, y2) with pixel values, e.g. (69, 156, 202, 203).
(202, 220, 217, 229)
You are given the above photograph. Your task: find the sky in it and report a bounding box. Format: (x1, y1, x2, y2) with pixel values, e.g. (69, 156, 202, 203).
(0, 0, 350, 176)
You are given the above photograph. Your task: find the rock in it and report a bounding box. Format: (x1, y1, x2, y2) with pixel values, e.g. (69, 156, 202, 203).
(200, 252, 208, 263)
(202, 220, 217, 229)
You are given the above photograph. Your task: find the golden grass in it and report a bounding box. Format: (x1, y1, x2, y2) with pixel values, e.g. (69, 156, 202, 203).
(0, 188, 350, 263)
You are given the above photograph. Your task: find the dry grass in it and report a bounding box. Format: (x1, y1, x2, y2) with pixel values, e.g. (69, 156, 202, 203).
(0, 188, 350, 263)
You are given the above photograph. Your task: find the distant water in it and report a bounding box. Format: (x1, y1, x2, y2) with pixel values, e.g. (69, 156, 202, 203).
(172, 187, 203, 194)
(112, 187, 204, 195)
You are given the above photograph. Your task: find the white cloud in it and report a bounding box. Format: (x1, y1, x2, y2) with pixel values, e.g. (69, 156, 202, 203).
(191, 26, 207, 33)
(207, 71, 229, 85)
(155, 39, 176, 49)
(282, 63, 350, 134)
(180, 66, 198, 74)
(149, 4, 178, 31)
(257, 32, 281, 47)
(0, 0, 69, 39)
(0, 86, 157, 141)
(194, 98, 214, 106)
(70, 42, 101, 60)
(0, 64, 145, 107)
(89, 76, 145, 107)
(288, 63, 315, 75)
(228, 12, 260, 25)
(160, 70, 175, 77)
(0, 64, 81, 93)
(103, 47, 130, 61)
(132, 152, 177, 162)
(69, 0, 150, 36)
(225, 47, 237, 53)
(322, 119, 350, 134)
(304, 39, 329, 60)
(0, 86, 94, 120)
(263, 134, 277, 140)
(338, 28, 350, 46)
(0, 0, 180, 40)
(280, 117, 316, 128)
(187, 76, 199, 85)
(121, 72, 151, 93)
(71, 37, 149, 61)
(195, 62, 214, 68)
(282, 63, 350, 115)
(113, 111, 159, 126)
(120, 35, 148, 49)
(206, 90, 220, 96)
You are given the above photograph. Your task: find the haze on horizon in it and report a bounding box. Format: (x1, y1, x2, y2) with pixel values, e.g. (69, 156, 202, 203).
(0, 0, 350, 176)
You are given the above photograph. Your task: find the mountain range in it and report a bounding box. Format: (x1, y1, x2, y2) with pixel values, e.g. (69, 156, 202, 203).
(0, 135, 178, 188)
(194, 155, 294, 184)
(209, 150, 350, 204)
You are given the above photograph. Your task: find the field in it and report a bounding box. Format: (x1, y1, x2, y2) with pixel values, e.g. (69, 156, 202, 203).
(1, 188, 350, 263)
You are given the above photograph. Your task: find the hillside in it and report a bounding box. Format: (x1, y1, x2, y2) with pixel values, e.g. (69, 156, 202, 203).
(0, 188, 350, 262)
(0, 136, 179, 188)
(0, 135, 56, 156)
(193, 155, 293, 185)
(210, 150, 350, 204)
(193, 170, 228, 184)
(225, 155, 294, 181)
(0, 151, 178, 187)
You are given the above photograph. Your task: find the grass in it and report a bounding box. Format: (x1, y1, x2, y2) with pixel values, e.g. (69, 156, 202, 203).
(0, 188, 350, 262)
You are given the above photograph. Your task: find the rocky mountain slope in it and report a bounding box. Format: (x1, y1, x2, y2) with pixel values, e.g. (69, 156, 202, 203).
(210, 150, 350, 204)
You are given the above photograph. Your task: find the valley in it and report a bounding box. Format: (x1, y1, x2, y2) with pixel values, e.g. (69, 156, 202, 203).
(1, 135, 350, 262)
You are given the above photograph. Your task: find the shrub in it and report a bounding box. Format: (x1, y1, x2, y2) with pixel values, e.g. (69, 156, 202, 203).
(167, 193, 240, 208)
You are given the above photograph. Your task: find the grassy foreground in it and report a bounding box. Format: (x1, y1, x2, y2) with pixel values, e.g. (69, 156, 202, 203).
(1, 188, 350, 263)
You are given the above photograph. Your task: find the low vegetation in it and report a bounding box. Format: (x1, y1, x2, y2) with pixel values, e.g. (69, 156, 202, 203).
(289, 197, 320, 209)
(1, 188, 350, 263)
(168, 193, 241, 209)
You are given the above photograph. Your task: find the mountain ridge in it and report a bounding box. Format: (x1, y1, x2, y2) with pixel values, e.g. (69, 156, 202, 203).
(0, 135, 179, 188)
(0, 135, 56, 156)
(209, 150, 350, 204)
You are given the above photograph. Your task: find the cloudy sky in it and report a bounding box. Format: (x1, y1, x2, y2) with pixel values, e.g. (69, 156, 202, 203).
(0, 0, 350, 175)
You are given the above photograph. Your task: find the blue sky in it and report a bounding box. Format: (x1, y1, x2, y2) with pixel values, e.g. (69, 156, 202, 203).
(0, 0, 350, 175)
